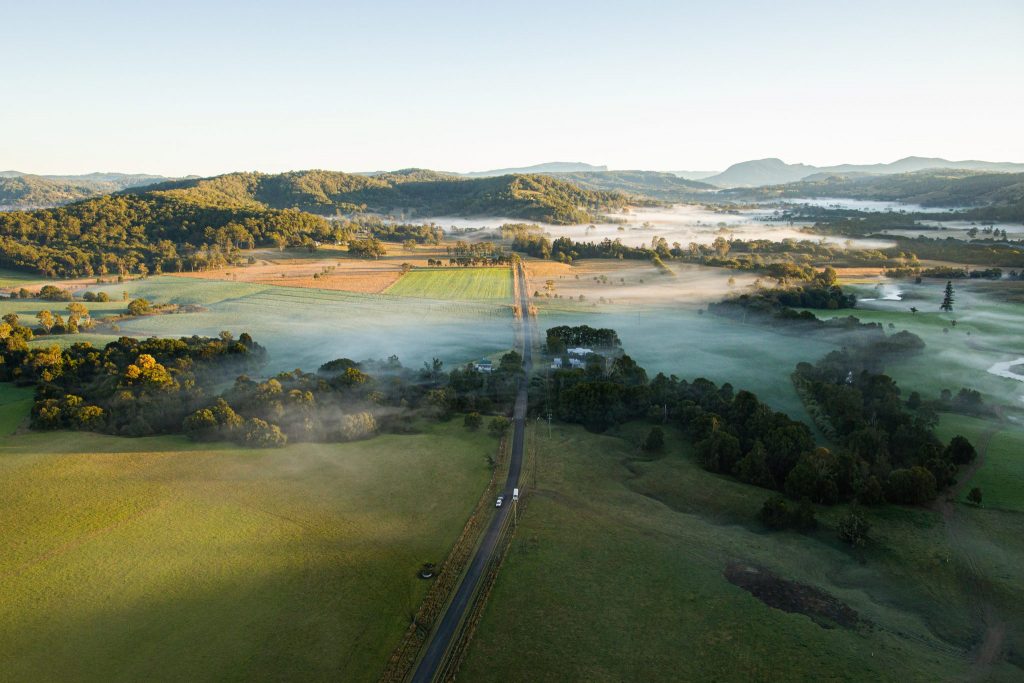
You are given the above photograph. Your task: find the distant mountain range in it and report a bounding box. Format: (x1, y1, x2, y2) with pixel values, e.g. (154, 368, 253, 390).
(463, 162, 608, 177)
(702, 157, 1024, 188)
(549, 170, 714, 201)
(0, 171, 178, 208)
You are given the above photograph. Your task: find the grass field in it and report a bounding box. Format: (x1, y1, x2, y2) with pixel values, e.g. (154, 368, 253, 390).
(385, 268, 512, 300)
(955, 428, 1024, 512)
(0, 415, 493, 682)
(0, 382, 33, 434)
(460, 422, 1024, 682)
(826, 281, 1024, 411)
(0, 267, 39, 288)
(74, 276, 516, 373)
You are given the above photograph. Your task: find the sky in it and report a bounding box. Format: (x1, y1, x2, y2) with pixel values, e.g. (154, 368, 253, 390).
(2, 0, 1022, 176)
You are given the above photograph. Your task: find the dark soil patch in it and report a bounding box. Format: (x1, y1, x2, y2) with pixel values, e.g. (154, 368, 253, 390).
(725, 562, 862, 630)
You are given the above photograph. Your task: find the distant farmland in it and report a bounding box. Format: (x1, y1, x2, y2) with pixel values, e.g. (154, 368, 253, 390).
(386, 267, 512, 300)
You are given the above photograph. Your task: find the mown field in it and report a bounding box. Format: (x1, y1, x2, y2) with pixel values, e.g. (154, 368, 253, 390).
(0, 388, 493, 683)
(385, 267, 512, 300)
(461, 422, 1024, 682)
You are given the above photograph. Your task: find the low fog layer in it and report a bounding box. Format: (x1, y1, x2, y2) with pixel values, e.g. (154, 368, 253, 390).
(417, 205, 895, 250)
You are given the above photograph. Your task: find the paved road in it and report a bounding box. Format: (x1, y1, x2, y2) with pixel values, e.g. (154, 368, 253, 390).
(411, 262, 533, 683)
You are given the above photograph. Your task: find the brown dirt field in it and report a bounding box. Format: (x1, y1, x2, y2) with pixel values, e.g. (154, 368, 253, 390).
(167, 247, 450, 294)
(832, 267, 887, 277)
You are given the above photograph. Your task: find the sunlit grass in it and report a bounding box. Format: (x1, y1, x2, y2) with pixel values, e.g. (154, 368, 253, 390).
(0, 420, 492, 682)
(385, 267, 512, 300)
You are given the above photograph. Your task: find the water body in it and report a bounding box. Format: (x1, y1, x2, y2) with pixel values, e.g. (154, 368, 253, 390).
(988, 358, 1024, 383)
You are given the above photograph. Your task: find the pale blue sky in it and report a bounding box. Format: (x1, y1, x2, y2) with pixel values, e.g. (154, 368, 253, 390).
(2, 0, 1022, 176)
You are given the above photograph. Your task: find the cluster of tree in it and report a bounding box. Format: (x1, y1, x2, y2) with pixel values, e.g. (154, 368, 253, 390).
(31, 302, 94, 335)
(148, 169, 631, 225)
(0, 313, 35, 350)
(347, 237, 387, 258)
(545, 325, 621, 354)
(912, 266, 1004, 280)
(792, 338, 974, 504)
(0, 194, 333, 277)
(708, 271, 858, 326)
(538, 324, 973, 510)
(445, 241, 512, 267)
(352, 218, 444, 244)
(0, 333, 267, 437)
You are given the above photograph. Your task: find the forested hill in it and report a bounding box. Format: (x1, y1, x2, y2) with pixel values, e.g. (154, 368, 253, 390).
(0, 173, 172, 209)
(549, 170, 715, 201)
(727, 170, 1024, 221)
(0, 170, 638, 277)
(142, 169, 634, 224)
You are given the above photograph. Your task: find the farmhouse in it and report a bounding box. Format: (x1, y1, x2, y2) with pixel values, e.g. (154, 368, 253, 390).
(551, 347, 594, 370)
(474, 359, 494, 373)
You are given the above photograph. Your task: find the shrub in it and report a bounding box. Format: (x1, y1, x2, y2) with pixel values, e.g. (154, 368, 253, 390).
(642, 426, 664, 452)
(464, 412, 483, 431)
(242, 417, 288, 448)
(127, 298, 152, 316)
(488, 416, 511, 438)
(838, 508, 871, 547)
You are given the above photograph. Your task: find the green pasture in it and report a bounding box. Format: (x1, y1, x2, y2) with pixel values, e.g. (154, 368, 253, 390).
(0, 267, 40, 288)
(74, 277, 515, 373)
(384, 267, 512, 300)
(956, 428, 1024, 512)
(0, 418, 492, 682)
(817, 281, 1024, 410)
(461, 422, 1024, 682)
(0, 382, 33, 434)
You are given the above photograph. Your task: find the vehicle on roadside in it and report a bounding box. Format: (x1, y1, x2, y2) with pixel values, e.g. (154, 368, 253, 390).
(512, 488, 519, 501)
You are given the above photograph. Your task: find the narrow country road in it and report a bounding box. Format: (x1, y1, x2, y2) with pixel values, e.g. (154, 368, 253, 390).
(411, 262, 534, 683)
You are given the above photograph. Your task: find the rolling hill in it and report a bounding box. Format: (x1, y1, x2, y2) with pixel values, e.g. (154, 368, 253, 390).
(726, 169, 1024, 220)
(143, 169, 633, 224)
(549, 170, 715, 201)
(704, 156, 1024, 188)
(0, 171, 176, 209)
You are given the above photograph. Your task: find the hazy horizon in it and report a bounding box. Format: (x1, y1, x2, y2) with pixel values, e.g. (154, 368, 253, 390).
(2, 0, 1022, 177)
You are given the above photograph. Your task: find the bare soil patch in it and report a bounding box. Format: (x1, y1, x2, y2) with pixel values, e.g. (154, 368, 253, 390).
(724, 562, 862, 630)
(167, 247, 451, 294)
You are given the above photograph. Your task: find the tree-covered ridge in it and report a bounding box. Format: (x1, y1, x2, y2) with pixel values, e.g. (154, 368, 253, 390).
(0, 173, 173, 209)
(730, 169, 1024, 220)
(145, 169, 633, 223)
(549, 170, 714, 201)
(0, 194, 331, 276)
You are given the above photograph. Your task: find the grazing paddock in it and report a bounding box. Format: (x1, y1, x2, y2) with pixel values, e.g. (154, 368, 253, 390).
(0, 382, 33, 434)
(462, 422, 1024, 682)
(0, 267, 39, 288)
(0, 420, 493, 682)
(956, 428, 1024, 512)
(385, 267, 512, 300)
